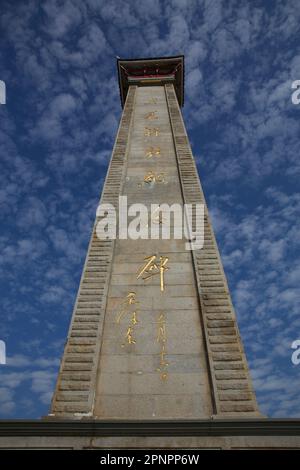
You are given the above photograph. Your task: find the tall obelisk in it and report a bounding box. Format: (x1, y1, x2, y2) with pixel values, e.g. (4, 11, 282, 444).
(50, 56, 260, 419)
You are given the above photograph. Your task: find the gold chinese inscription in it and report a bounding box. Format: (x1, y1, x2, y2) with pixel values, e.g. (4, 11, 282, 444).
(137, 255, 169, 292)
(116, 292, 138, 324)
(115, 292, 139, 347)
(143, 171, 166, 184)
(137, 171, 166, 188)
(145, 147, 160, 158)
(156, 313, 168, 380)
(125, 325, 136, 345)
(144, 111, 158, 120)
(144, 127, 159, 137)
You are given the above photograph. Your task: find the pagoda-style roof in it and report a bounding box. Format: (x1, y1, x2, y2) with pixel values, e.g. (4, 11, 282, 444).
(117, 55, 184, 108)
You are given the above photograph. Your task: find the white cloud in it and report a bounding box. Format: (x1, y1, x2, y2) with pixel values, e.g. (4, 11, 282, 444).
(42, 0, 84, 38)
(186, 68, 203, 98)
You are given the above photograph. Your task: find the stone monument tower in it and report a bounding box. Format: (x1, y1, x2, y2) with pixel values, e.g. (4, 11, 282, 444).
(50, 56, 260, 420)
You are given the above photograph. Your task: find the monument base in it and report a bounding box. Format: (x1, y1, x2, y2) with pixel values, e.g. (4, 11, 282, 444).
(0, 419, 299, 449)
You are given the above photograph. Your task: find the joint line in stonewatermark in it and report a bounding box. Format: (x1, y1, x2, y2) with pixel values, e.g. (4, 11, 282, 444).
(96, 196, 204, 251)
(0, 80, 6, 105)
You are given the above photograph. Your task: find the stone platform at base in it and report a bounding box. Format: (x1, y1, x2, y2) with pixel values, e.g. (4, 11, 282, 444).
(0, 419, 300, 449)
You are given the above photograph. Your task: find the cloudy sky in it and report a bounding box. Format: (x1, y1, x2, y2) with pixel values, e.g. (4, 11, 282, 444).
(0, 0, 300, 419)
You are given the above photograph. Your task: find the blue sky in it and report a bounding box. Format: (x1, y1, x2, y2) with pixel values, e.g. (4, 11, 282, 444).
(0, 0, 300, 419)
